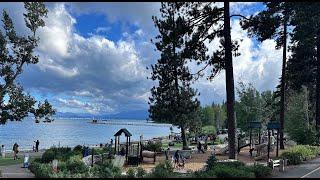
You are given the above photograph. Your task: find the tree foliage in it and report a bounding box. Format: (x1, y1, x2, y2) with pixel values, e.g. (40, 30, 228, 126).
(34, 99, 56, 122)
(235, 82, 278, 132)
(0, 2, 51, 124)
(149, 2, 201, 149)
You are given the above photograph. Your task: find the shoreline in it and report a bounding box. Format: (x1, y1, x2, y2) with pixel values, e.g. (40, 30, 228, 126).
(1, 135, 171, 154)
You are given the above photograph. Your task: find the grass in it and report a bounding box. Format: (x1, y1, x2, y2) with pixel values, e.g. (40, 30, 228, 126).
(0, 156, 41, 166)
(161, 142, 183, 149)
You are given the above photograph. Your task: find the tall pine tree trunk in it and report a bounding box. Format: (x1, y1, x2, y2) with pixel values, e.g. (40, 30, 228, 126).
(279, 18, 287, 150)
(181, 124, 188, 150)
(172, 9, 188, 150)
(224, 1, 237, 159)
(316, 30, 320, 132)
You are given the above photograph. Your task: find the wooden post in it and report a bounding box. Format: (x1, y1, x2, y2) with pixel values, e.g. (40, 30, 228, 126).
(280, 159, 284, 172)
(114, 136, 117, 154)
(249, 127, 252, 148)
(126, 136, 128, 163)
(276, 129, 279, 157)
(91, 148, 94, 167)
(129, 137, 131, 156)
(258, 128, 261, 144)
(118, 136, 120, 154)
(268, 130, 271, 159)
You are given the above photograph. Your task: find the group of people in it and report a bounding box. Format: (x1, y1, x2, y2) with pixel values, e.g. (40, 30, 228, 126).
(0, 140, 40, 160)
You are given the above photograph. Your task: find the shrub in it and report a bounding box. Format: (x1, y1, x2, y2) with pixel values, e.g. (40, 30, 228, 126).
(29, 162, 52, 178)
(90, 161, 121, 178)
(214, 160, 245, 168)
(249, 164, 272, 178)
(147, 160, 175, 178)
(212, 164, 255, 178)
(41, 147, 73, 163)
(136, 167, 146, 178)
(49, 171, 90, 178)
(41, 149, 55, 163)
(193, 170, 216, 178)
(205, 154, 217, 171)
(57, 161, 67, 172)
(144, 140, 162, 152)
(65, 155, 88, 174)
(281, 151, 302, 165)
(73, 145, 83, 155)
(32, 158, 42, 163)
(280, 145, 320, 165)
(126, 168, 136, 178)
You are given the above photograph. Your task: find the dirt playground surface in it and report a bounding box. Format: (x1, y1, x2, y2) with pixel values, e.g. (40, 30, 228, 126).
(124, 145, 291, 173)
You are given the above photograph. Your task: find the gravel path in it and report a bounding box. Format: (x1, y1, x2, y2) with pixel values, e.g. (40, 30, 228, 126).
(0, 150, 44, 178)
(0, 164, 34, 178)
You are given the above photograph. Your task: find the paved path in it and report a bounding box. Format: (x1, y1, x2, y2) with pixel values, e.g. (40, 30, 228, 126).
(0, 164, 34, 178)
(0, 150, 44, 178)
(272, 157, 320, 178)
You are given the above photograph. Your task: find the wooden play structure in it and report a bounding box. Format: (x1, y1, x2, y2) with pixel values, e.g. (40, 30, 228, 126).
(238, 121, 262, 155)
(252, 121, 280, 160)
(267, 121, 280, 159)
(113, 130, 158, 166)
(114, 128, 133, 163)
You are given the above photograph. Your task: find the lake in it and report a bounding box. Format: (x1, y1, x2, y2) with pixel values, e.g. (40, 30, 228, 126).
(0, 118, 179, 152)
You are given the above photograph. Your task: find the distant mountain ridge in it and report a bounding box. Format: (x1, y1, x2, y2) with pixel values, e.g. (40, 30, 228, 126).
(55, 109, 149, 120)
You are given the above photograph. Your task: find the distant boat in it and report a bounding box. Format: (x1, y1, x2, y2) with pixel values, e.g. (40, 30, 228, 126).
(92, 117, 98, 123)
(35, 119, 40, 123)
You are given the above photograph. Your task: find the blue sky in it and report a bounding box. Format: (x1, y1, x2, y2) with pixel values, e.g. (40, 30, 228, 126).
(0, 2, 284, 116)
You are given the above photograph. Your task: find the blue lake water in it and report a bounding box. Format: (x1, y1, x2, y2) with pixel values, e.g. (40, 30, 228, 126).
(0, 118, 179, 152)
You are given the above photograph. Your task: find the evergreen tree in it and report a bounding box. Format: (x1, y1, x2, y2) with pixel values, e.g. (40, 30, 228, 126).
(176, 2, 241, 159)
(240, 2, 296, 149)
(149, 2, 201, 150)
(286, 3, 320, 133)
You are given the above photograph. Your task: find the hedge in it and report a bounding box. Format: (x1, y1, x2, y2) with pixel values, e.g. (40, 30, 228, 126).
(280, 145, 320, 165)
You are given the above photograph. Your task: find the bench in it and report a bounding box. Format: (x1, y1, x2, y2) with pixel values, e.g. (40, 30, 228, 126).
(268, 159, 287, 172)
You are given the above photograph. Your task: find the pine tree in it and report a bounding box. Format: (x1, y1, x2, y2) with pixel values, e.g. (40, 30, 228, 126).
(240, 2, 296, 149)
(286, 3, 320, 133)
(176, 2, 241, 159)
(149, 2, 201, 150)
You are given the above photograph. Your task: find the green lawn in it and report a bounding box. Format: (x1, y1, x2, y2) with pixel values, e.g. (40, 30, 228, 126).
(162, 142, 183, 149)
(0, 156, 41, 166)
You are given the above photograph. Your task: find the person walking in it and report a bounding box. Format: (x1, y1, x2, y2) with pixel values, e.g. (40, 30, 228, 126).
(173, 150, 180, 168)
(197, 141, 205, 154)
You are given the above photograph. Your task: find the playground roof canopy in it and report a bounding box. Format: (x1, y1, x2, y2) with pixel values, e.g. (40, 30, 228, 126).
(267, 122, 280, 130)
(248, 121, 262, 128)
(114, 128, 132, 137)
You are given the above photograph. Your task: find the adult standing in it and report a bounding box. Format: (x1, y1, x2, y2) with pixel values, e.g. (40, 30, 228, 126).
(34, 140, 40, 152)
(13, 143, 19, 160)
